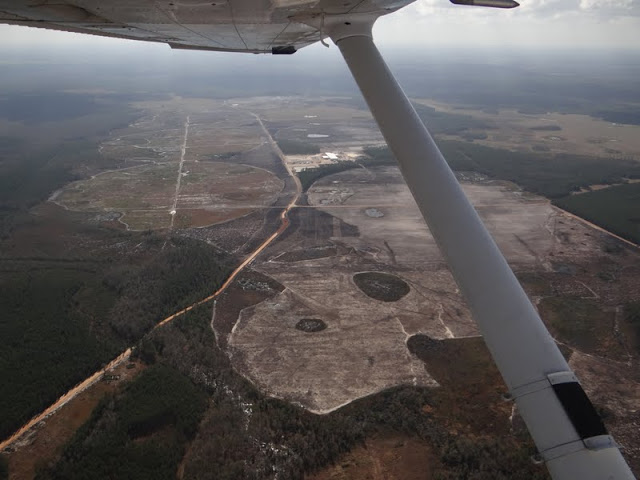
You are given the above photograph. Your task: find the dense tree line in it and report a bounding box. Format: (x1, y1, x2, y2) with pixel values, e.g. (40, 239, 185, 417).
(413, 103, 494, 136)
(553, 183, 640, 245)
(104, 236, 234, 342)
(596, 110, 640, 126)
(0, 269, 118, 439)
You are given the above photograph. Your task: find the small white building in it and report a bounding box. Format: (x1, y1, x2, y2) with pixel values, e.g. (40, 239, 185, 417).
(322, 152, 339, 160)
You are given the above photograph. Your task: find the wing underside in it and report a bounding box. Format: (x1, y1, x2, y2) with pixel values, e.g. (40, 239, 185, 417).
(0, 0, 414, 53)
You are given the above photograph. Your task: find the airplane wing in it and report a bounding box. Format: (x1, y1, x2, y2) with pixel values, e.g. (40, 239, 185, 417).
(0, 0, 414, 54)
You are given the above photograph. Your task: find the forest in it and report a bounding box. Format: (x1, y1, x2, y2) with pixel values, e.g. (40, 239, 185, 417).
(0, 231, 234, 441)
(276, 139, 321, 155)
(36, 304, 548, 480)
(36, 364, 208, 480)
(553, 183, 640, 245)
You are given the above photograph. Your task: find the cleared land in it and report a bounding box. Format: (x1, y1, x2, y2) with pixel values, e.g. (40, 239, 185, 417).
(224, 164, 640, 423)
(55, 99, 285, 230)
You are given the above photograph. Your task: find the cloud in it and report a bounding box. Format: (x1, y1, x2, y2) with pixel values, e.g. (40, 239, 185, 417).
(371, 0, 640, 48)
(408, 0, 640, 20)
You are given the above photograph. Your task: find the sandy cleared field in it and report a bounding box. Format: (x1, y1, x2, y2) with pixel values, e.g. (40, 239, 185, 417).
(226, 166, 592, 412)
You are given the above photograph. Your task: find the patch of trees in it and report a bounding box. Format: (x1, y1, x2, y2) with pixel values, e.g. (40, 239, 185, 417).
(436, 437, 543, 480)
(276, 139, 320, 155)
(298, 162, 360, 191)
(0, 455, 8, 480)
(353, 271, 410, 302)
(413, 104, 493, 137)
(529, 125, 562, 131)
(360, 146, 398, 167)
(552, 183, 640, 245)
(35, 364, 207, 480)
(148, 306, 364, 479)
(40, 306, 364, 480)
(341, 385, 547, 480)
(297, 147, 399, 191)
(104, 236, 234, 342)
(0, 269, 119, 440)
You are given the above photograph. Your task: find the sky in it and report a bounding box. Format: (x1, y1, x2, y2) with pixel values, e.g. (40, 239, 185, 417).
(0, 0, 639, 54)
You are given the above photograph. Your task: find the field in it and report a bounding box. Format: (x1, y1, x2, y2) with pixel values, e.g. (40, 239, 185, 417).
(54, 98, 284, 230)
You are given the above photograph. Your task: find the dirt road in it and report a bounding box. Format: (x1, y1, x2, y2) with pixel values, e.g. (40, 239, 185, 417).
(0, 349, 131, 452)
(168, 115, 190, 230)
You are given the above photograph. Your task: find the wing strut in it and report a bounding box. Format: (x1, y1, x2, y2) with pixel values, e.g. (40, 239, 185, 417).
(322, 16, 634, 480)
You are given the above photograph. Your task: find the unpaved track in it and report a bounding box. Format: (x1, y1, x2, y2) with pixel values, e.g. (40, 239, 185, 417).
(168, 115, 190, 230)
(0, 113, 301, 453)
